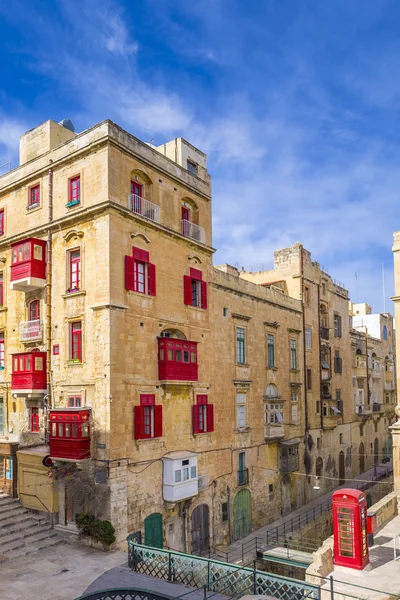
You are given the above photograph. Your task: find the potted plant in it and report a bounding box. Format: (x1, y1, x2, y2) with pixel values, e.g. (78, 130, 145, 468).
(76, 513, 116, 551)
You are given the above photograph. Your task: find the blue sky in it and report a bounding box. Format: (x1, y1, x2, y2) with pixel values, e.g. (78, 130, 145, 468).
(1, 0, 399, 312)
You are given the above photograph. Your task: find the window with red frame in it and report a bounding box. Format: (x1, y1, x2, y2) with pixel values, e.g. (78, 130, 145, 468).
(29, 185, 40, 208)
(181, 206, 190, 235)
(70, 322, 82, 361)
(184, 268, 207, 309)
(69, 176, 80, 204)
(69, 249, 81, 290)
(31, 407, 39, 432)
(193, 395, 214, 434)
(29, 300, 40, 321)
(130, 181, 143, 213)
(0, 210, 4, 236)
(134, 394, 162, 440)
(68, 396, 82, 407)
(0, 272, 4, 306)
(125, 247, 156, 296)
(0, 333, 4, 368)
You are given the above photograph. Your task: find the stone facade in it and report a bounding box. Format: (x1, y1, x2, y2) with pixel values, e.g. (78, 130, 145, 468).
(0, 119, 396, 553)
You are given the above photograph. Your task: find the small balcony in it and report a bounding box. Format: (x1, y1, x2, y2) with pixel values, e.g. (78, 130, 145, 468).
(356, 357, 367, 378)
(49, 408, 91, 462)
(10, 238, 47, 292)
(385, 380, 395, 391)
(128, 194, 160, 223)
(20, 320, 43, 342)
(237, 468, 249, 486)
(158, 338, 198, 382)
(372, 365, 382, 379)
(373, 402, 383, 413)
(355, 404, 372, 416)
(320, 326, 329, 340)
(385, 368, 394, 382)
(323, 414, 338, 430)
(264, 423, 285, 441)
(181, 219, 205, 243)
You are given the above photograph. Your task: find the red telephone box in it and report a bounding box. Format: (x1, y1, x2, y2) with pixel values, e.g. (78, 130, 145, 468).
(333, 489, 369, 570)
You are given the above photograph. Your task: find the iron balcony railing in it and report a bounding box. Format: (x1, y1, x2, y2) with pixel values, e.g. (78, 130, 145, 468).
(181, 219, 205, 243)
(320, 326, 329, 340)
(237, 468, 249, 486)
(355, 404, 372, 415)
(20, 319, 43, 342)
(128, 194, 160, 223)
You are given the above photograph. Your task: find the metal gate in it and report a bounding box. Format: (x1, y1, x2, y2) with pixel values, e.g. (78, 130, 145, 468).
(234, 489, 252, 540)
(191, 503, 210, 554)
(144, 513, 163, 548)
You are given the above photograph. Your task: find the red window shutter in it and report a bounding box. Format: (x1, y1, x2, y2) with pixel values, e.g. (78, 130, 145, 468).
(192, 404, 200, 434)
(207, 404, 214, 433)
(190, 268, 202, 280)
(184, 275, 192, 305)
(148, 263, 156, 296)
(201, 281, 208, 309)
(197, 395, 208, 405)
(125, 256, 135, 290)
(132, 247, 150, 263)
(154, 405, 163, 438)
(140, 394, 155, 406)
(134, 406, 144, 439)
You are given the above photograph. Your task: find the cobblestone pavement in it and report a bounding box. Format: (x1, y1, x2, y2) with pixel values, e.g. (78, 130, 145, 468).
(0, 538, 127, 600)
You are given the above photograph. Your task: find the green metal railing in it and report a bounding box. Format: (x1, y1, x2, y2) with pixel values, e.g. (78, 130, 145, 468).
(127, 540, 320, 600)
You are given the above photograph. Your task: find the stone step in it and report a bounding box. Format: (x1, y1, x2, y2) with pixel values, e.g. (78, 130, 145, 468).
(0, 506, 30, 521)
(5, 536, 64, 561)
(0, 513, 47, 535)
(0, 496, 18, 508)
(2, 529, 59, 553)
(0, 522, 54, 546)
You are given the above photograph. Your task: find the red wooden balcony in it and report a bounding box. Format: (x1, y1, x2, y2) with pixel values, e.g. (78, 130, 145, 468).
(11, 351, 46, 395)
(49, 408, 91, 462)
(10, 238, 46, 292)
(158, 338, 198, 381)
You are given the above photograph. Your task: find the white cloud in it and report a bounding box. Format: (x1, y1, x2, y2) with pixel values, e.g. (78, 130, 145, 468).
(104, 17, 138, 56)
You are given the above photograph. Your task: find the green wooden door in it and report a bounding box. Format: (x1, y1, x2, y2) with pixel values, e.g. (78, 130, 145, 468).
(144, 513, 163, 548)
(234, 489, 252, 540)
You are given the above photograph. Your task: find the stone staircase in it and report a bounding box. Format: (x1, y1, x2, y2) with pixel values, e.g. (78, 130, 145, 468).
(0, 492, 64, 561)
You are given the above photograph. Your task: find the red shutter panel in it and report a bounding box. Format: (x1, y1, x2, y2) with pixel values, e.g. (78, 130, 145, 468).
(133, 247, 150, 263)
(148, 263, 156, 296)
(192, 404, 200, 434)
(125, 256, 135, 291)
(190, 268, 203, 280)
(184, 275, 192, 305)
(201, 281, 208, 309)
(134, 406, 144, 439)
(207, 404, 214, 433)
(154, 405, 163, 438)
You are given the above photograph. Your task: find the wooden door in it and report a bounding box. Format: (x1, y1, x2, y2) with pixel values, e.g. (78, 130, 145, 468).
(144, 513, 163, 548)
(191, 504, 210, 554)
(359, 443, 365, 473)
(234, 489, 252, 540)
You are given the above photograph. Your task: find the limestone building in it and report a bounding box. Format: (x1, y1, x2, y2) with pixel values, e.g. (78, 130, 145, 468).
(0, 119, 395, 552)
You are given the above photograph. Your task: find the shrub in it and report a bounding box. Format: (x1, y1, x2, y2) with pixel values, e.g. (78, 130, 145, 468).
(75, 512, 116, 546)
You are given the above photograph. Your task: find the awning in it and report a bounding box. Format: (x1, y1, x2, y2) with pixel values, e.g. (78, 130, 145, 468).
(330, 406, 341, 414)
(280, 438, 301, 446)
(321, 361, 330, 369)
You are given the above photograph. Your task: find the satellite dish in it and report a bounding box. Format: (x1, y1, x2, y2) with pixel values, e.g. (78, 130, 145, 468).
(58, 119, 75, 133)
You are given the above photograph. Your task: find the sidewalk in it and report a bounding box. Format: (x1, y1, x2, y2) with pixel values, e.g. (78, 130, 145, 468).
(222, 460, 393, 561)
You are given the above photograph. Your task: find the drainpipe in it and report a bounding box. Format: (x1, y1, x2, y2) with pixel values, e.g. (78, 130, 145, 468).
(300, 247, 309, 434)
(317, 283, 323, 431)
(46, 167, 53, 417)
(227, 486, 232, 545)
(182, 507, 188, 553)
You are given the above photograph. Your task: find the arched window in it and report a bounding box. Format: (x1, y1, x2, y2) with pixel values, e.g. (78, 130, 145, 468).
(383, 325, 387, 340)
(316, 457, 323, 477)
(29, 300, 40, 321)
(160, 329, 186, 340)
(266, 384, 278, 398)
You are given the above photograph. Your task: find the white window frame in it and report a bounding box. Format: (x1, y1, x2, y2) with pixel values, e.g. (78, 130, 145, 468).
(236, 393, 246, 428)
(265, 402, 284, 424)
(305, 327, 311, 350)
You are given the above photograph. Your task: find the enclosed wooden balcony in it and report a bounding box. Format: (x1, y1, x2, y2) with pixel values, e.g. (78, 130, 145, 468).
(11, 351, 46, 395)
(20, 319, 43, 342)
(158, 338, 198, 382)
(49, 408, 91, 462)
(10, 238, 46, 292)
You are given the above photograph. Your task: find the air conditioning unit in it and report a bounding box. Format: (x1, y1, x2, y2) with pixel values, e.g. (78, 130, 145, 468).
(198, 475, 209, 491)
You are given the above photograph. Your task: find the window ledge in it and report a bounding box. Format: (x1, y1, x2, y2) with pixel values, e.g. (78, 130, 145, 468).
(267, 366, 278, 371)
(66, 200, 81, 209)
(290, 369, 300, 373)
(237, 363, 250, 368)
(235, 427, 251, 433)
(62, 290, 86, 298)
(187, 305, 206, 311)
(0, 306, 7, 313)
(127, 290, 154, 299)
(66, 361, 83, 367)
(27, 203, 41, 212)
(192, 432, 213, 438)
